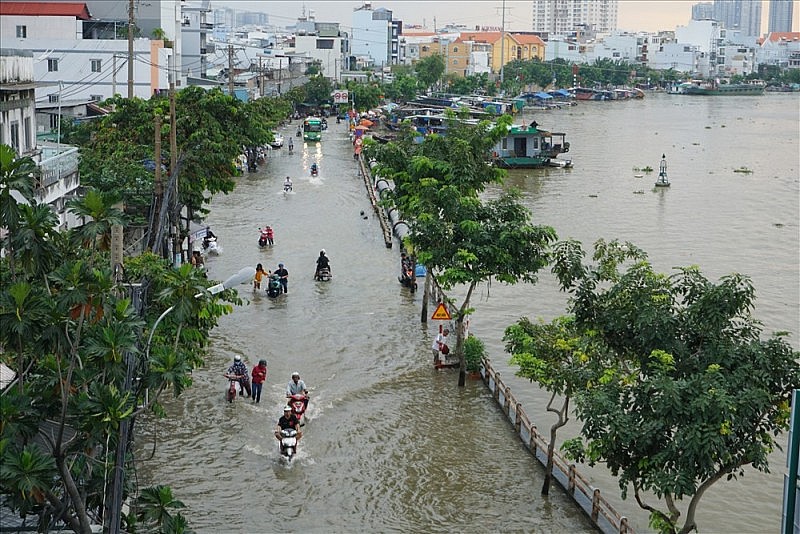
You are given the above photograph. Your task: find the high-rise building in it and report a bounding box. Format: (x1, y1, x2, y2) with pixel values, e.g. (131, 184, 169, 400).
(692, 2, 715, 21)
(768, 0, 794, 32)
(351, 2, 395, 66)
(531, 0, 618, 35)
(713, 0, 762, 36)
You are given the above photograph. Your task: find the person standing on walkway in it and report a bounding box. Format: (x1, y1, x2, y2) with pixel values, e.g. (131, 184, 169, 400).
(431, 329, 449, 364)
(275, 263, 289, 293)
(251, 359, 268, 403)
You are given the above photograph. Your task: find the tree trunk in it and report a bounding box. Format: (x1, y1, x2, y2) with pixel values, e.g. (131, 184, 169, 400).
(421, 270, 430, 323)
(542, 394, 569, 495)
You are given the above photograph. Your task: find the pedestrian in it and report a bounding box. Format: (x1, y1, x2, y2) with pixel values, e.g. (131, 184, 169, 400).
(275, 262, 289, 293)
(251, 359, 268, 403)
(431, 328, 450, 364)
(253, 263, 269, 291)
(265, 225, 274, 246)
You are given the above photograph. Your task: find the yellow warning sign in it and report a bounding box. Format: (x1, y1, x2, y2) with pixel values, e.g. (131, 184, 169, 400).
(431, 303, 451, 320)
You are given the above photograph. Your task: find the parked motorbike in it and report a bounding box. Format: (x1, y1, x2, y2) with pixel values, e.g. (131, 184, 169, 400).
(279, 428, 298, 460)
(399, 268, 418, 292)
(287, 392, 309, 422)
(267, 274, 282, 298)
(315, 266, 331, 281)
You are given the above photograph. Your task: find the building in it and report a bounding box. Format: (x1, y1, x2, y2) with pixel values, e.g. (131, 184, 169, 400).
(759, 31, 800, 68)
(293, 15, 348, 82)
(351, 2, 394, 67)
(692, 2, 715, 21)
(768, 0, 794, 32)
(0, 2, 171, 101)
(713, 0, 762, 37)
(0, 48, 82, 232)
(531, 0, 618, 36)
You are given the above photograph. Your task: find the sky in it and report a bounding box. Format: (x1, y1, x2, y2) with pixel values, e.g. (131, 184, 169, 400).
(216, 1, 798, 34)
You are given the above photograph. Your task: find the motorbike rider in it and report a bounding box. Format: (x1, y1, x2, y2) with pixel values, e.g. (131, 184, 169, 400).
(315, 249, 330, 280)
(225, 355, 251, 397)
(286, 371, 309, 411)
(275, 405, 302, 441)
(203, 226, 217, 249)
(287, 137, 294, 153)
(264, 225, 274, 246)
(284, 176, 293, 192)
(310, 162, 318, 175)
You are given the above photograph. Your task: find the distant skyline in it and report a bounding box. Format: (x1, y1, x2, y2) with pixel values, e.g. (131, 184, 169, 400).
(215, 1, 798, 34)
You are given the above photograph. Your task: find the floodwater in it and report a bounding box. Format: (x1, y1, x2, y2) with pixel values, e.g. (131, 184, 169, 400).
(138, 92, 799, 533)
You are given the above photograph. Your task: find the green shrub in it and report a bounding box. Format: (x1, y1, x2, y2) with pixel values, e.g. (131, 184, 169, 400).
(464, 334, 486, 372)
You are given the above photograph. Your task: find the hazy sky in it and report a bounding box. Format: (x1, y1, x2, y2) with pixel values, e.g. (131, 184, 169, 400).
(217, 1, 798, 34)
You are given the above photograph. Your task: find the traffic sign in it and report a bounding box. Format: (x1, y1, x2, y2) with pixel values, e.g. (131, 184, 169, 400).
(431, 302, 451, 320)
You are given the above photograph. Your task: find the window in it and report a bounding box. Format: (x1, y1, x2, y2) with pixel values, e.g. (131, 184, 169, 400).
(49, 94, 60, 103)
(91, 59, 102, 72)
(50, 114, 60, 130)
(453, 46, 458, 53)
(48, 59, 58, 72)
(453, 59, 458, 65)
(422, 46, 429, 52)
(24, 118, 31, 152)
(90, 94, 103, 102)
(16, 25, 27, 38)
(10, 122, 20, 154)
(316, 39, 334, 50)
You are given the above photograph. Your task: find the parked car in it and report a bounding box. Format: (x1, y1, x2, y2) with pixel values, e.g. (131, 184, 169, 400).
(270, 132, 284, 148)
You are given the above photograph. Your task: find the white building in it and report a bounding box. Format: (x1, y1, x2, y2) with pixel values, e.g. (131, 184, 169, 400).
(758, 31, 800, 68)
(0, 2, 172, 102)
(0, 48, 81, 232)
(351, 2, 393, 67)
(531, 0, 618, 36)
(293, 18, 347, 82)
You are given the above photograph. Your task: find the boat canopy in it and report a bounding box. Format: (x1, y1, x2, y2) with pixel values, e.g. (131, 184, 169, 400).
(534, 92, 553, 100)
(549, 89, 571, 97)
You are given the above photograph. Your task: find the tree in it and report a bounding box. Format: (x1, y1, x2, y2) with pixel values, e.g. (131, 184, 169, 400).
(549, 240, 800, 534)
(346, 81, 383, 111)
(0, 165, 240, 530)
(504, 315, 608, 495)
(367, 114, 557, 386)
(415, 54, 446, 91)
(304, 74, 333, 106)
(0, 144, 39, 278)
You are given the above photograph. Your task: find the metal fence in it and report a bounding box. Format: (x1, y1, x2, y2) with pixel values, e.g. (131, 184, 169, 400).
(480, 358, 633, 534)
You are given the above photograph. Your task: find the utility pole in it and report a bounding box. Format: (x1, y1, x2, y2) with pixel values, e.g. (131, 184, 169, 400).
(169, 78, 180, 266)
(499, 0, 507, 85)
(259, 56, 264, 97)
(228, 45, 235, 96)
(150, 115, 163, 254)
(127, 0, 134, 98)
(112, 54, 117, 95)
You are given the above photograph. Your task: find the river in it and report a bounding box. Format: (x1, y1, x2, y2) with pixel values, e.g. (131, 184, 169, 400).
(138, 92, 799, 533)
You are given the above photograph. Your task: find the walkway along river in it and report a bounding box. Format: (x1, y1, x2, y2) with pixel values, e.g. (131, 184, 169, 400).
(138, 93, 799, 532)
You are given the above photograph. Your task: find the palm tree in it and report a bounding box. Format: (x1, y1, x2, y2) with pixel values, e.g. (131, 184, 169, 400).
(135, 485, 186, 530)
(12, 203, 61, 280)
(0, 144, 39, 277)
(66, 188, 127, 256)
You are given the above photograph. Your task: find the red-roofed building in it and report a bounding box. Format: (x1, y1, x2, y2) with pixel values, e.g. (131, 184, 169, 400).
(0, 2, 91, 19)
(760, 31, 800, 69)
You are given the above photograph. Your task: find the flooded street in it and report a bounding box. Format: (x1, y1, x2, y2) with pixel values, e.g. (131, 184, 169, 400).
(138, 93, 799, 533)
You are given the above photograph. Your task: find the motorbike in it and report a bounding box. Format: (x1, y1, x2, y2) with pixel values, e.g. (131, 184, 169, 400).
(287, 393, 309, 421)
(284, 181, 293, 193)
(258, 229, 271, 248)
(203, 236, 220, 255)
(295, 127, 302, 137)
(267, 274, 282, 298)
(315, 266, 331, 281)
(279, 428, 298, 460)
(310, 164, 318, 177)
(224, 374, 246, 402)
(399, 268, 418, 292)
(288, 142, 294, 155)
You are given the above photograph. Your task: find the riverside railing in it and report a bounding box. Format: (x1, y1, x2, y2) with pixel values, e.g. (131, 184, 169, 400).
(480, 357, 632, 534)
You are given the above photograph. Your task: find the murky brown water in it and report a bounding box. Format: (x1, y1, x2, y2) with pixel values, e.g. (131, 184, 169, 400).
(138, 92, 799, 533)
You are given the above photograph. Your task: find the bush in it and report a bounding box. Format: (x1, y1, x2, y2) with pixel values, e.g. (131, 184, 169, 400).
(464, 334, 486, 372)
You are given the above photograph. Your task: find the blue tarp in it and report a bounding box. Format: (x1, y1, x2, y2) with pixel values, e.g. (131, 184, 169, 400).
(534, 92, 553, 99)
(549, 89, 571, 97)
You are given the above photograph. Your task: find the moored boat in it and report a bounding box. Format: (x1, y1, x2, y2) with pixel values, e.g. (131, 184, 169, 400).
(674, 80, 765, 96)
(491, 123, 571, 169)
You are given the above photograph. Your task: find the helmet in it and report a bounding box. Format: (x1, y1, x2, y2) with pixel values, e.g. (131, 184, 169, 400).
(291, 371, 300, 378)
(279, 263, 284, 267)
(283, 405, 292, 412)
(259, 359, 267, 366)
(234, 355, 241, 361)
(321, 249, 326, 255)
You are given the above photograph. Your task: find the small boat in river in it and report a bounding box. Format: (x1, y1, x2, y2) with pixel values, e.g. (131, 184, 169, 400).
(491, 123, 571, 169)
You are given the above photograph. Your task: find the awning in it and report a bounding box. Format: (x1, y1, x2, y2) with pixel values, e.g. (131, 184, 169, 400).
(534, 92, 553, 99)
(549, 89, 571, 97)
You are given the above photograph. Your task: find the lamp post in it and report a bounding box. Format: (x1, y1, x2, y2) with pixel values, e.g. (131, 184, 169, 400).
(108, 266, 254, 534)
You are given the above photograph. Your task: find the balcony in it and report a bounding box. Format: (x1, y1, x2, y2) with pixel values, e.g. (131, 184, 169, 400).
(38, 146, 78, 189)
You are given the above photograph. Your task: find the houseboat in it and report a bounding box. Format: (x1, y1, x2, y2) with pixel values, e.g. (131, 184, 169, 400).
(491, 123, 571, 169)
(671, 80, 765, 96)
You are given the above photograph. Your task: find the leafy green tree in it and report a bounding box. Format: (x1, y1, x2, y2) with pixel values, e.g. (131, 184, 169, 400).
(383, 74, 418, 103)
(346, 81, 383, 111)
(367, 114, 556, 386)
(304, 74, 333, 106)
(549, 239, 800, 534)
(504, 315, 609, 495)
(0, 144, 39, 278)
(0, 161, 240, 531)
(415, 54, 446, 91)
